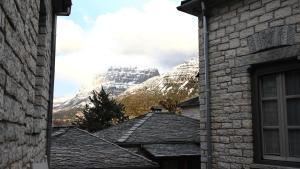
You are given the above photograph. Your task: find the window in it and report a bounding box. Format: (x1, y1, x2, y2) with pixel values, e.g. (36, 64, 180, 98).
(253, 61, 300, 166)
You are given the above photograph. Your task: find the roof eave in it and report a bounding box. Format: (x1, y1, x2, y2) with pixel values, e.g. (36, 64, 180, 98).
(177, 0, 234, 16)
(149, 154, 201, 159)
(178, 104, 199, 108)
(177, 0, 202, 17)
(53, 0, 72, 16)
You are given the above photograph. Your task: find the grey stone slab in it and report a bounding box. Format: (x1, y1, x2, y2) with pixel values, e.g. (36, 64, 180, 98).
(51, 128, 158, 169)
(143, 143, 201, 157)
(247, 25, 296, 54)
(96, 112, 199, 144)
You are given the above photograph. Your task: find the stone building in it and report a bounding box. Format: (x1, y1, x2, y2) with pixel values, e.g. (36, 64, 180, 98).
(0, 0, 71, 168)
(95, 111, 201, 169)
(178, 96, 200, 120)
(178, 0, 300, 169)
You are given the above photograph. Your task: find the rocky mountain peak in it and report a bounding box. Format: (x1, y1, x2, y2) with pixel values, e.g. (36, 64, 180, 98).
(54, 67, 160, 113)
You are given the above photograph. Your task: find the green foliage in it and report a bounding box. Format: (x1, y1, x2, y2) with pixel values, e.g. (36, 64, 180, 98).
(73, 88, 128, 132)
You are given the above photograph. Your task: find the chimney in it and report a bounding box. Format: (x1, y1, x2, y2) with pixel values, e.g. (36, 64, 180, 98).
(150, 106, 163, 113)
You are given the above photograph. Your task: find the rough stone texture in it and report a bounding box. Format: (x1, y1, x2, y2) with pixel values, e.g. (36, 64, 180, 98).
(95, 112, 200, 144)
(95, 112, 200, 168)
(247, 25, 296, 53)
(0, 0, 54, 168)
(197, 0, 300, 169)
(51, 128, 158, 169)
(143, 143, 201, 158)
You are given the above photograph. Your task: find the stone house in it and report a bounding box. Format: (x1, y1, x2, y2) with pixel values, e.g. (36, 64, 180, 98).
(178, 0, 300, 169)
(178, 96, 200, 120)
(0, 0, 71, 168)
(95, 111, 201, 169)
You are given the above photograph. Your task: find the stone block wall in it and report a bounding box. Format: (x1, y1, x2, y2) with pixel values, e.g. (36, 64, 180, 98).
(0, 0, 54, 168)
(197, 0, 300, 168)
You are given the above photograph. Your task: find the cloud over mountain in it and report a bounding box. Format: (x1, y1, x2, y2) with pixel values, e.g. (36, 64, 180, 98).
(55, 0, 198, 87)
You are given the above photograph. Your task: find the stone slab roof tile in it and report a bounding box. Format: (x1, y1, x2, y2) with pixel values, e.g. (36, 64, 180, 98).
(178, 96, 199, 108)
(51, 128, 158, 169)
(143, 143, 201, 158)
(95, 112, 200, 144)
(95, 116, 143, 142)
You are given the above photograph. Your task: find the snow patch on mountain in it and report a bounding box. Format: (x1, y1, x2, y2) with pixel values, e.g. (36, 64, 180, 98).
(54, 67, 159, 113)
(122, 59, 198, 96)
(53, 58, 199, 115)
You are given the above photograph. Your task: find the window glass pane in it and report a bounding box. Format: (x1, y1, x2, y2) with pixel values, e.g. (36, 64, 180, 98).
(285, 70, 300, 95)
(289, 130, 300, 157)
(287, 99, 300, 126)
(188, 158, 201, 169)
(263, 129, 280, 155)
(262, 101, 278, 126)
(262, 75, 277, 98)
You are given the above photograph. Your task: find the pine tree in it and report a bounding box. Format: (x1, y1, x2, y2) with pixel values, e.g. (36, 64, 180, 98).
(73, 88, 128, 132)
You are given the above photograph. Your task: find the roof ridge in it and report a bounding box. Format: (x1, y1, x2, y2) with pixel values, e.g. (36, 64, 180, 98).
(180, 95, 199, 102)
(177, 113, 200, 122)
(159, 111, 200, 122)
(51, 127, 72, 138)
(117, 112, 154, 143)
(75, 128, 158, 167)
(94, 115, 145, 135)
(178, 96, 199, 107)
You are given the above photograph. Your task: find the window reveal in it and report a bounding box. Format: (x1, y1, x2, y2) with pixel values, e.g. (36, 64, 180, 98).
(258, 68, 300, 162)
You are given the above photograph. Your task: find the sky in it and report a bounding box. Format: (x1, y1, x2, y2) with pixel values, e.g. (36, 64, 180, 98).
(54, 0, 198, 98)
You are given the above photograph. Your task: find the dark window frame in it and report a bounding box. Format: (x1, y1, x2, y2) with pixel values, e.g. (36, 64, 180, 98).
(252, 60, 300, 167)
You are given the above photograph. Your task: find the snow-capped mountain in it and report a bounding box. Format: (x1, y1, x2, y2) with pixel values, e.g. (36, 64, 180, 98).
(53, 58, 199, 118)
(121, 59, 199, 96)
(116, 58, 199, 117)
(53, 67, 160, 113)
(53, 96, 73, 110)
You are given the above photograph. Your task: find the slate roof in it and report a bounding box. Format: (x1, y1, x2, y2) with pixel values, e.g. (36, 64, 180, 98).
(51, 128, 158, 169)
(93, 116, 143, 143)
(178, 96, 199, 108)
(95, 112, 200, 144)
(143, 143, 201, 158)
(180, 0, 229, 6)
(177, 0, 230, 16)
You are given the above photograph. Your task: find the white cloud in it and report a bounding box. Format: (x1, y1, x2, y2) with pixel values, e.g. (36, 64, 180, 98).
(56, 19, 85, 54)
(55, 0, 198, 86)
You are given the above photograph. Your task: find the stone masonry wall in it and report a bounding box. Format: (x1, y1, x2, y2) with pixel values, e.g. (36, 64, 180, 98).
(198, 0, 300, 169)
(0, 0, 54, 168)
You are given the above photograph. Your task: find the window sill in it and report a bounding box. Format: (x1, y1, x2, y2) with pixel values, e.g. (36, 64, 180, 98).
(251, 163, 300, 169)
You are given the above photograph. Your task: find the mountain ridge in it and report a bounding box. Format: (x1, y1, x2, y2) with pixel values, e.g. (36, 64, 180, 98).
(53, 59, 199, 122)
(54, 67, 160, 113)
(118, 59, 199, 117)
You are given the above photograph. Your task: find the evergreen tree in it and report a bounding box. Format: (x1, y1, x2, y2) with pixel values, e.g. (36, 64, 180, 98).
(73, 88, 128, 132)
